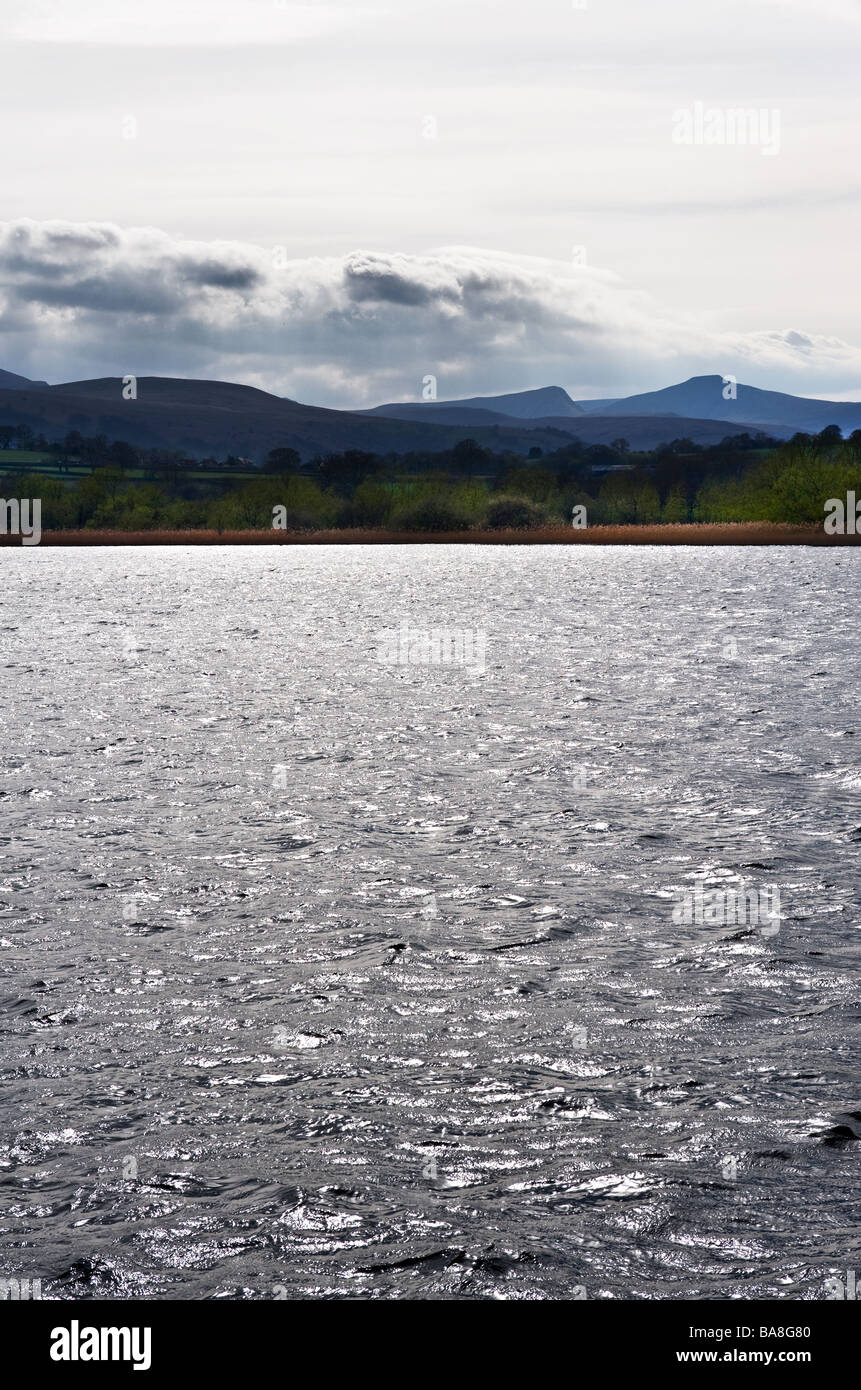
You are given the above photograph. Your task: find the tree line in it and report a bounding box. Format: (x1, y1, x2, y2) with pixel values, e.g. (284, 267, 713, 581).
(1, 424, 858, 530)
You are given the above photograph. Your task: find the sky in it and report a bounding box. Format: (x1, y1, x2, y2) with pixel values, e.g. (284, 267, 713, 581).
(1, 0, 860, 406)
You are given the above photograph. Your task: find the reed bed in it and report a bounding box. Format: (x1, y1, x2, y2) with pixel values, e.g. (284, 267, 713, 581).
(2, 522, 859, 546)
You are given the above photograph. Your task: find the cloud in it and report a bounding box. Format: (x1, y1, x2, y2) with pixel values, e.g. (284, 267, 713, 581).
(1, 218, 860, 405)
(0, 0, 357, 46)
(752, 0, 861, 23)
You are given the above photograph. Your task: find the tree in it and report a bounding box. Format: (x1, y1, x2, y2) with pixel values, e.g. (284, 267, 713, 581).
(599, 472, 659, 524)
(148, 449, 187, 490)
(451, 438, 490, 476)
(587, 444, 624, 466)
(661, 484, 689, 523)
(500, 464, 557, 503)
(316, 450, 383, 491)
(108, 439, 140, 473)
(62, 430, 85, 456)
(338, 478, 393, 527)
(262, 447, 301, 475)
(632, 481, 661, 522)
(817, 424, 843, 448)
(657, 437, 697, 457)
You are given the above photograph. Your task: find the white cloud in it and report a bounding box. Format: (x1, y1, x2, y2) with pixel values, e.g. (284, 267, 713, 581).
(0, 0, 358, 46)
(1, 220, 859, 405)
(1, 0, 858, 356)
(752, 0, 861, 22)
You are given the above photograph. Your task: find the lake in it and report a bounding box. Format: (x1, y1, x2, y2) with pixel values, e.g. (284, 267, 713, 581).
(1, 544, 859, 1300)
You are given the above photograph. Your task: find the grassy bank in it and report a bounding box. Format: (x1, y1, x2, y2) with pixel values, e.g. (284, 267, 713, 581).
(3, 523, 860, 546)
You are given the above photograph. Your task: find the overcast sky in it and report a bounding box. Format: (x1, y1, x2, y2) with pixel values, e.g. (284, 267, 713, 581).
(1, 0, 859, 405)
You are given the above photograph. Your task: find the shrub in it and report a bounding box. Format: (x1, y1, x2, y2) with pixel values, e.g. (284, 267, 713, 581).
(391, 497, 476, 531)
(337, 478, 394, 527)
(661, 485, 689, 523)
(485, 495, 549, 529)
(208, 475, 337, 531)
(499, 466, 558, 503)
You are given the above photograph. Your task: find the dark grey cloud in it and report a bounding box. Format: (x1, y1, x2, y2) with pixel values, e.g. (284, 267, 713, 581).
(13, 271, 184, 316)
(177, 258, 262, 291)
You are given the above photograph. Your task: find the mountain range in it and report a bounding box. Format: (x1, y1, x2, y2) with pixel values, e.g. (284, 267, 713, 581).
(575, 378, 861, 434)
(360, 384, 585, 422)
(367, 376, 861, 435)
(0, 370, 857, 461)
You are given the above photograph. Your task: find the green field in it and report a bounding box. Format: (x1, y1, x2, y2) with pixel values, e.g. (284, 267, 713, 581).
(0, 452, 260, 485)
(0, 452, 88, 482)
(0, 450, 55, 465)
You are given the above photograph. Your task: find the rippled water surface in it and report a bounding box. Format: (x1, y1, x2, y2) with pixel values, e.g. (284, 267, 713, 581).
(1, 544, 860, 1300)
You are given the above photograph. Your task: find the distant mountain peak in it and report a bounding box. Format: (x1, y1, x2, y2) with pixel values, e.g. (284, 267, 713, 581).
(438, 385, 583, 418)
(363, 384, 584, 421)
(575, 376, 861, 434)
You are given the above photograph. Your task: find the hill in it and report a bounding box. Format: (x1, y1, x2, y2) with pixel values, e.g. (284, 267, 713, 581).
(362, 385, 583, 420)
(575, 375, 861, 434)
(0, 374, 776, 459)
(0, 367, 48, 391)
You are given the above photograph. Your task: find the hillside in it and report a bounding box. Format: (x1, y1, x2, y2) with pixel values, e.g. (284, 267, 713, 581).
(0, 367, 48, 391)
(363, 385, 584, 420)
(0, 374, 776, 459)
(361, 374, 857, 438)
(575, 375, 861, 434)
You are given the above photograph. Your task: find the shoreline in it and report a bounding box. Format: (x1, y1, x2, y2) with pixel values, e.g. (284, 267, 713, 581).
(1, 523, 859, 546)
